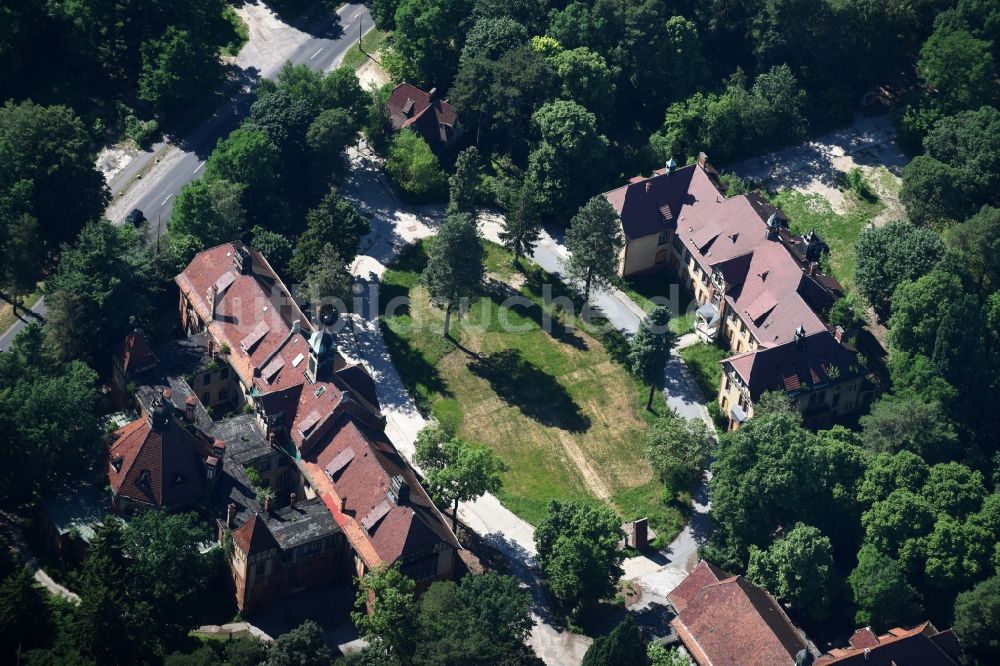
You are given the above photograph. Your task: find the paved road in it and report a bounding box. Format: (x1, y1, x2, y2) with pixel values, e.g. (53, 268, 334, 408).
(106, 1, 373, 234)
(1, 3, 373, 351)
(0, 297, 47, 352)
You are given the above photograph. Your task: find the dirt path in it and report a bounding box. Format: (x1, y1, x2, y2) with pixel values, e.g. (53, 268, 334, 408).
(555, 431, 612, 500)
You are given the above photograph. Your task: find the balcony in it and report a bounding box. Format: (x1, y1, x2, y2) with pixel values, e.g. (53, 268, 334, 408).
(695, 303, 721, 342)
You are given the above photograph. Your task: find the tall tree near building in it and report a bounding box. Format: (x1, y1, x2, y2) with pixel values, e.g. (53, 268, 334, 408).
(644, 412, 713, 493)
(854, 220, 943, 321)
(352, 565, 417, 660)
(168, 178, 246, 262)
(629, 306, 676, 410)
(497, 175, 542, 266)
(422, 212, 484, 337)
(304, 245, 352, 313)
(447, 147, 482, 215)
(953, 575, 1000, 663)
(747, 523, 835, 620)
(0, 567, 52, 656)
(582, 615, 649, 666)
(534, 500, 623, 619)
(265, 620, 331, 666)
(565, 196, 623, 302)
(848, 544, 923, 632)
(414, 425, 507, 529)
(290, 190, 369, 281)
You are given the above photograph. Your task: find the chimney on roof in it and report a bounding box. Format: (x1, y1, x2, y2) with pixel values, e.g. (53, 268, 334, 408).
(795, 649, 814, 666)
(863, 648, 871, 661)
(290, 492, 297, 509)
(213, 438, 226, 458)
(263, 494, 272, 513)
(698, 152, 709, 168)
(665, 157, 677, 175)
(234, 246, 252, 275)
(208, 338, 215, 357)
(267, 431, 277, 449)
(834, 325, 844, 343)
(185, 395, 197, 422)
(389, 475, 410, 505)
(340, 495, 348, 512)
(207, 284, 218, 321)
(795, 324, 806, 348)
(645, 180, 652, 193)
(226, 502, 236, 528)
(149, 397, 171, 430)
(428, 87, 437, 99)
(808, 262, 818, 277)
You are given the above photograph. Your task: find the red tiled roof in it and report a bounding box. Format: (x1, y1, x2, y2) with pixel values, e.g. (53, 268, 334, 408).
(604, 165, 835, 348)
(116, 329, 158, 374)
(108, 407, 216, 509)
(670, 561, 809, 666)
(722, 331, 861, 402)
(304, 414, 459, 567)
(232, 513, 279, 555)
(667, 559, 725, 613)
(386, 83, 458, 148)
(817, 622, 961, 665)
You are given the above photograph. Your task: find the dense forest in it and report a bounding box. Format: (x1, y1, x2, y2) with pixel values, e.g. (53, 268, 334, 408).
(1, 0, 999, 663)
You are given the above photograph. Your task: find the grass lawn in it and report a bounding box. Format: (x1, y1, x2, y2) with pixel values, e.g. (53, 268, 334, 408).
(619, 273, 697, 335)
(769, 181, 885, 293)
(342, 28, 389, 70)
(381, 241, 685, 541)
(678, 342, 729, 401)
(219, 6, 249, 57)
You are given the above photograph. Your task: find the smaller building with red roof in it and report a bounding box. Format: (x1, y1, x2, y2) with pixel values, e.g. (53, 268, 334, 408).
(667, 560, 815, 666)
(816, 622, 962, 665)
(386, 83, 461, 154)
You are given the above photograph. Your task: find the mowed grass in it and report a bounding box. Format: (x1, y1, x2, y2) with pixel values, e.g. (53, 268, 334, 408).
(381, 240, 684, 539)
(770, 185, 884, 293)
(620, 273, 697, 335)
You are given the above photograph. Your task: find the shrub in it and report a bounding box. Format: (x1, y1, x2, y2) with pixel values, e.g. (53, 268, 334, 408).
(124, 114, 160, 147)
(385, 129, 447, 202)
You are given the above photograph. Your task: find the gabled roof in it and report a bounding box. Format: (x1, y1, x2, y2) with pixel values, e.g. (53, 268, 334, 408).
(108, 403, 217, 509)
(667, 559, 726, 613)
(817, 622, 961, 665)
(604, 165, 697, 240)
(670, 560, 809, 666)
(723, 331, 861, 402)
(116, 329, 158, 375)
(231, 513, 279, 555)
(303, 413, 459, 568)
(386, 83, 458, 149)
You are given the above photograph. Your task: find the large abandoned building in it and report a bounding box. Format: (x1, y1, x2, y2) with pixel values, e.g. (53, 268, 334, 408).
(109, 242, 459, 612)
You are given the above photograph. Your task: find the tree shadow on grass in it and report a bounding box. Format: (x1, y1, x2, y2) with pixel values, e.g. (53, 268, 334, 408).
(379, 320, 449, 413)
(484, 290, 589, 352)
(468, 349, 590, 432)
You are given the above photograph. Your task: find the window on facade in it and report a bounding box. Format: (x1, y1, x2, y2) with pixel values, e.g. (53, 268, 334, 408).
(672, 235, 683, 252)
(658, 231, 669, 245)
(202, 392, 210, 404)
(402, 557, 437, 581)
(277, 471, 289, 488)
(203, 373, 212, 385)
(220, 367, 229, 379)
(219, 388, 228, 401)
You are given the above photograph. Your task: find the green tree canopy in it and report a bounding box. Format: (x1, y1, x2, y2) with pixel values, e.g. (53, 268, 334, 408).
(138, 26, 224, 113)
(496, 173, 542, 265)
(290, 189, 369, 281)
(0, 101, 109, 258)
(630, 306, 676, 410)
(266, 620, 331, 666)
(460, 17, 528, 64)
(953, 575, 1000, 663)
(565, 196, 623, 301)
(352, 565, 417, 659)
(644, 413, 713, 495)
(414, 425, 506, 529)
(747, 523, 835, 620)
(853, 220, 943, 321)
(534, 500, 623, 619)
(550, 47, 616, 120)
(917, 25, 996, 114)
(848, 544, 923, 632)
(168, 178, 245, 262)
(385, 129, 448, 202)
(447, 146, 482, 216)
(422, 212, 485, 336)
(581, 615, 648, 666)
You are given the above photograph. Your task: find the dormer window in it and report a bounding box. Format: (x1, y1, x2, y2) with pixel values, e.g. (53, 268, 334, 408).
(136, 469, 151, 493)
(111, 457, 124, 473)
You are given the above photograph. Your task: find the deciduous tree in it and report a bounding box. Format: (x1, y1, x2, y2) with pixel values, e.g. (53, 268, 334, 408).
(953, 575, 1000, 663)
(848, 544, 923, 632)
(385, 129, 447, 201)
(422, 212, 484, 337)
(352, 565, 417, 660)
(854, 220, 942, 321)
(630, 306, 676, 410)
(565, 196, 623, 302)
(747, 523, 835, 620)
(644, 412, 713, 494)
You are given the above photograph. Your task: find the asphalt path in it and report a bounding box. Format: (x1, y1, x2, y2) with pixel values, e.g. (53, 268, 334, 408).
(108, 2, 372, 234)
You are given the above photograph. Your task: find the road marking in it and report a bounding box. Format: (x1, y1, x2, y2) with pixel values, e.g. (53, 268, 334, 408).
(310, 47, 324, 60)
(194, 161, 205, 174)
(161, 194, 174, 206)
